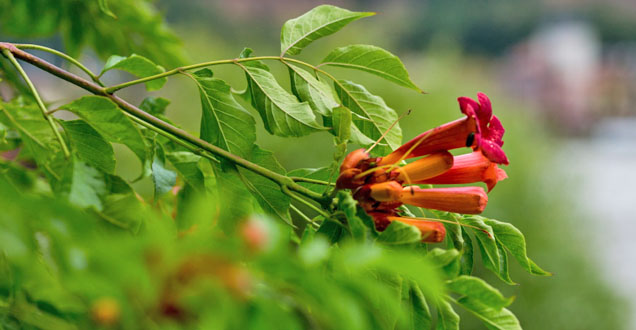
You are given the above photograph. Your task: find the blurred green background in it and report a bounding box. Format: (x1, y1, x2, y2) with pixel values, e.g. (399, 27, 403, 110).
(2, 0, 635, 328)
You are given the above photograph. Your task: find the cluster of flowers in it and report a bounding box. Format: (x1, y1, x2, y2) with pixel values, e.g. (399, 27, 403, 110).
(336, 93, 509, 243)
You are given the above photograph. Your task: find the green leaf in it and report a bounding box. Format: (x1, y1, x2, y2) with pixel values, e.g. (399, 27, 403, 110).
(98, 0, 117, 19)
(331, 105, 351, 144)
(238, 48, 269, 71)
(447, 276, 513, 309)
(482, 217, 551, 276)
(288, 63, 339, 117)
(61, 96, 148, 170)
(287, 167, 331, 194)
(460, 228, 474, 276)
(0, 101, 63, 181)
(461, 216, 514, 285)
(191, 72, 291, 225)
(242, 65, 325, 137)
(60, 119, 115, 174)
(334, 80, 402, 156)
(212, 163, 253, 230)
(454, 297, 522, 330)
(98, 174, 145, 232)
(322, 45, 422, 92)
(427, 248, 460, 267)
(151, 143, 176, 199)
(193, 72, 256, 158)
(140, 96, 170, 116)
(58, 158, 106, 211)
(101, 54, 166, 91)
(166, 151, 205, 192)
(403, 281, 433, 329)
(238, 147, 292, 226)
(280, 5, 374, 55)
(336, 190, 369, 242)
(376, 221, 421, 245)
(435, 298, 460, 330)
(317, 219, 344, 243)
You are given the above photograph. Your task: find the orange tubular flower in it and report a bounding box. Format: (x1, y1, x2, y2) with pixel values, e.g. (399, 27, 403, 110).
(418, 151, 508, 192)
(334, 94, 510, 243)
(369, 212, 446, 243)
(399, 186, 488, 214)
(378, 105, 479, 166)
(393, 151, 454, 183)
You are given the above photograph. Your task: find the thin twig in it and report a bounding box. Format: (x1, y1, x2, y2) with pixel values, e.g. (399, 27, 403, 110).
(14, 43, 105, 86)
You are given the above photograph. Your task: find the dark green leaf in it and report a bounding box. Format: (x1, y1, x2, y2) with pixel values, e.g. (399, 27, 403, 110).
(447, 276, 513, 309)
(98, 174, 145, 232)
(435, 297, 460, 330)
(140, 96, 170, 116)
(238, 147, 292, 226)
(101, 54, 166, 91)
(376, 221, 421, 245)
(242, 65, 324, 137)
(334, 80, 401, 155)
(60, 119, 115, 174)
(151, 143, 176, 199)
(288, 63, 339, 117)
(427, 248, 460, 267)
(166, 151, 205, 192)
(461, 216, 514, 284)
(0, 101, 63, 181)
(454, 296, 521, 330)
(460, 228, 474, 276)
(193, 71, 256, 158)
(98, 0, 117, 19)
(212, 162, 253, 231)
(482, 217, 551, 276)
(58, 158, 106, 211)
(402, 281, 432, 329)
(323, 45, 422, 91)
(336, 190, 369, 241)
(317, 219, 343, 243)
(280, 5, 374, 55)
(61, 96, 148, 170)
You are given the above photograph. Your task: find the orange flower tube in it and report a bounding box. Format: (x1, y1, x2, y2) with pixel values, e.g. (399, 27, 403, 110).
(378, 106, 479, 166)
(394, 151, 453, 183)
(399, 186, 488, 214)
(369, 212, 446, 243)
(418, 151, 508, 192)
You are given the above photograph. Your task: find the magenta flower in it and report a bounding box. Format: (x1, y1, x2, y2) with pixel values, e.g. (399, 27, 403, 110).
(458, 93, 508, 165)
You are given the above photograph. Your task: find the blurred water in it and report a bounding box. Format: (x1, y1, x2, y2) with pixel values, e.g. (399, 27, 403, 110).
(557, 117, 636, 328)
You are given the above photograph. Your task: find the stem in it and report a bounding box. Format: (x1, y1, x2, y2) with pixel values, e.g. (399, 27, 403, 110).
(104, 55, 340, 94)
(1, 48, 71, 158)
(0, 42, 327, 205)
(14, 44, 104, 86)
(290, 177, 334, 186)
(124, 113, 220, 164)
(282, 185, 331, 220)
(290, 204, 320, 228)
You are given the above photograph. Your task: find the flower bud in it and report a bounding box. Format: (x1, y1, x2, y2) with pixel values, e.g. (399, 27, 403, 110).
(340, 148, 369, 172)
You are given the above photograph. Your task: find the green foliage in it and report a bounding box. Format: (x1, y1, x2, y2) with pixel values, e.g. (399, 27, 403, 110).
(335, 80, 402, 156)
(322, 44, 422, 92)
(242, 64, 325, 137)
(0, 4, 552, 329)
(101, 54, 167, 91)
(280, 5, 374, 55)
